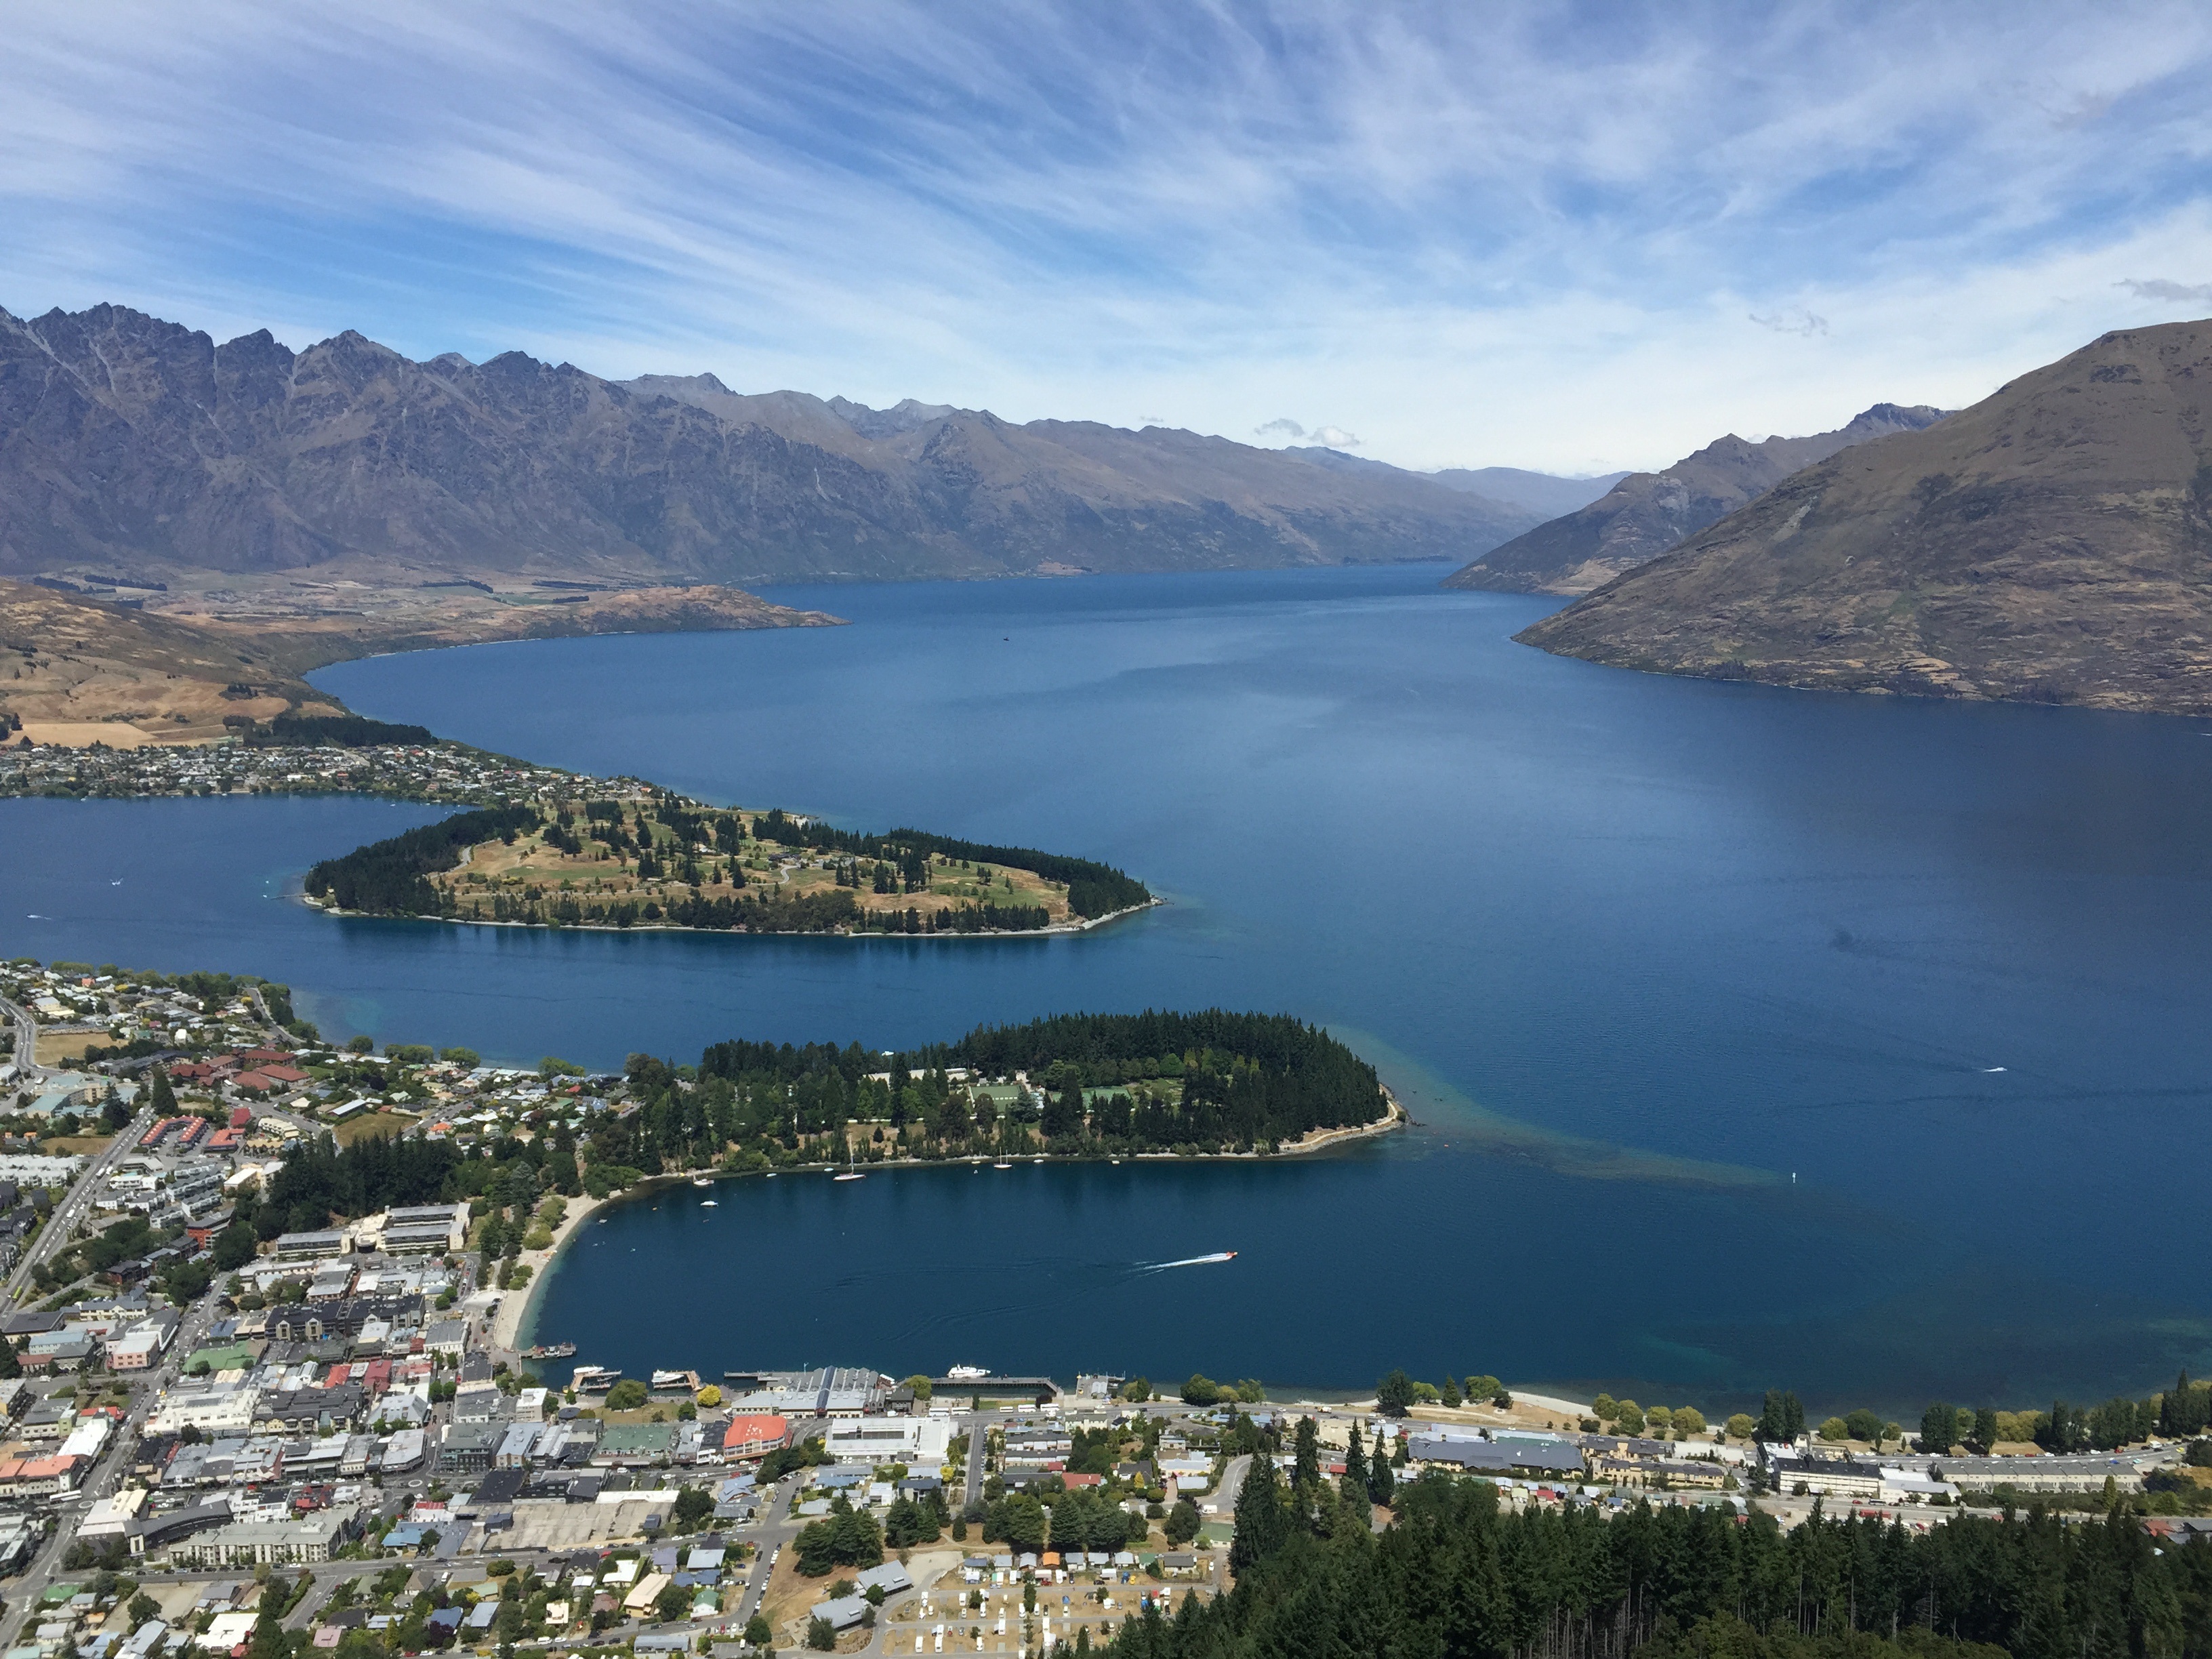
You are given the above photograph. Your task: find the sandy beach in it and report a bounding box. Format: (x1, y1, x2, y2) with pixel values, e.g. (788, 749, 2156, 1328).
(487, 1188, 609, 1354)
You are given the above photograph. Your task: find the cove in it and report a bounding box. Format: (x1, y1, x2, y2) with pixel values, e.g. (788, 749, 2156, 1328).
(7, 564, 2211, 1408)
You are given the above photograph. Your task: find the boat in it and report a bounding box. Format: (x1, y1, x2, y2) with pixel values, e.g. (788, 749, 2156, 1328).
(993, 1162, 1011, 1170)
(947, 1365, 990, 1381)
(833, 1144, 866, 1182)
(523, 1341, 577, 1360)
(701, 1200, 718, 1206)
(571, 1366, 621, 1394)
(692, 1176, 712, 1187)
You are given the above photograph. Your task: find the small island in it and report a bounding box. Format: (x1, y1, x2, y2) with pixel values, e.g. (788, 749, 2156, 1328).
(304, 795, 1155, 935)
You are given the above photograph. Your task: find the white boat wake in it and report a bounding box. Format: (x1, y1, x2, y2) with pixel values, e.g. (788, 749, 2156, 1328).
(1139, 1251, 1238, 1271)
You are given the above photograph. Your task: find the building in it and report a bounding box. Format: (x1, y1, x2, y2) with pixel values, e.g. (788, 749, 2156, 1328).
(365, 1204, 470, 1255)
(0, 1454, 83, 1497)
(721, 1367, 885, 1418)
(1933, 1454, 2148, 1495)
(722, 1415, 789, 1458)
(1407, 1433, 1588, 1479)
(167, 1507, 358, 1566)
(438, 1421, 501, 1475)
(270, 1229, 350, 1261)
(824, 1415, 952, 1466)
(1767, 1458, 1883, 1501)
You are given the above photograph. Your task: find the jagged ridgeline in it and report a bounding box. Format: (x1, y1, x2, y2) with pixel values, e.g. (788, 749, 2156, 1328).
(303, 799, 1151, 934)
(697, 1010, 1389, 1153)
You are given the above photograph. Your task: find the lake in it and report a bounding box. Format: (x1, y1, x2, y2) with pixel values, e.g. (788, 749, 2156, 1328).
(7, 563, 2209, 1408)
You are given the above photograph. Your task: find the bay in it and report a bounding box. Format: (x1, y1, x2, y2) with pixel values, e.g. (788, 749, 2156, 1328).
(7, 563, 2211, 1407)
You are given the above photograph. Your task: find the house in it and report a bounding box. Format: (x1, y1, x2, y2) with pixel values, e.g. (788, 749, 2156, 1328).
(809, 1597, 868, 1632)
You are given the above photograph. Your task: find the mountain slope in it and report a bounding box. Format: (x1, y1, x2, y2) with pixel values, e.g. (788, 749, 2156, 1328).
(1443, 404, 1948, 594)
(1280, 446, 1626, 518)
(0, 304, 1540, 588)
(1517, 320, 2212, 714)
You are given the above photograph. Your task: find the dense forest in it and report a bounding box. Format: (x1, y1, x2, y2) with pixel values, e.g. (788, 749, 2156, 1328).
(244, 712, 436, 747)
(304, 804, 539, 914)
(1101, 1457, 2212, 1659)
(689, 1010, 1389, 1161)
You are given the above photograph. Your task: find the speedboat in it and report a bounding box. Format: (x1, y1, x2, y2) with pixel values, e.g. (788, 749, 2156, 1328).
(692, 1176, 712, 1187)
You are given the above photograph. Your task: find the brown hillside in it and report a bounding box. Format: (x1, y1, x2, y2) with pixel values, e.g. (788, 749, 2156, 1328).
(1444, 404, 1946, 595)
(1517, 321, 2212, 714)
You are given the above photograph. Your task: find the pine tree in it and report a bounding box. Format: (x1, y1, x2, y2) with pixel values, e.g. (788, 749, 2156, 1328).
(1293, 1416, 1319, 1494)
(1228, 1450, 1286, 1577)
(1368, 1428, 1394, 1506)
(149, 1067, 176, 1115)
(1343, 1423, 1368, 1499)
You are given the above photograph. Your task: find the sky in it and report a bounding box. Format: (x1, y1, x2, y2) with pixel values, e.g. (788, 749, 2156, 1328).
(5, 1, 2211, 474)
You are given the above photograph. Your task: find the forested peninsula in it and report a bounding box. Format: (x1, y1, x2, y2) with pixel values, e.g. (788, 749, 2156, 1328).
(670, 1009, 1401, 1166)
(303, 794, 1153, 937)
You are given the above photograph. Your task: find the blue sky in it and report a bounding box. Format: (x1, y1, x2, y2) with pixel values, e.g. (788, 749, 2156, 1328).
(5, 1, 2210, 472)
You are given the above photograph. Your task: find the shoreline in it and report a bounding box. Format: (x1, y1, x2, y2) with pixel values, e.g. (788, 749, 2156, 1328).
(513, 1101, 1409, 1349)
(302, 894, 1163, 939)
(487, 1188, 610, 1357)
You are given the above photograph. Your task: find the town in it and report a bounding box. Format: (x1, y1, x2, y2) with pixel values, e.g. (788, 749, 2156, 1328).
(0, 735, 625, 812)
(0, 957, 2207, 1658)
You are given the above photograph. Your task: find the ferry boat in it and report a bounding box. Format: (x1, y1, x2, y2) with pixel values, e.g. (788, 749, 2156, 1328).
(947, 1364, 990, 1381)
(523, 1341, 577, 1360)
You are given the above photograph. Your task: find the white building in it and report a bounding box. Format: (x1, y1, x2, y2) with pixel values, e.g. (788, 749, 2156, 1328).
(823, 1414, 954, 1466)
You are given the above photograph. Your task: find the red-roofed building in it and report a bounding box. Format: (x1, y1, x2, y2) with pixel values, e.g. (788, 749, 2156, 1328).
(722, 1415, 790, 1458)
(204, 1128, 244, 1153)
(229, 1107, 253, 1129)
(1061, 1472, 1103, 1487)
(174, 1119, 207, 1147)
(240, 1048, 293, 1066)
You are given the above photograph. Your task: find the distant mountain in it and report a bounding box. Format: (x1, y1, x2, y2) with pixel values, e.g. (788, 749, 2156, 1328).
(1428, 466, 1633, 518)
(1279, 447, 1626, 518)
(1518, 320, 2212, 714)
(1443, 404, 1948, 594)
(0, 304, 1541, 587)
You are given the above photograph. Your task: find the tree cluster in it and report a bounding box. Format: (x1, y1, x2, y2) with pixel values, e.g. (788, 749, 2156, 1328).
(1108, 1463, 2212, 1659)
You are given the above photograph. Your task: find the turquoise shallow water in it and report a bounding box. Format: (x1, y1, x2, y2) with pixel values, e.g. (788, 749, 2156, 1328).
(8, 564, 2211, 1408)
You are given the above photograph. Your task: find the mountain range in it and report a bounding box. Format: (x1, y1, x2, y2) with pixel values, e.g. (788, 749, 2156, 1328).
(1443, 403, 1949, 594)
(1518, 319, 2212, 714)
(0, 303, 1554, 590)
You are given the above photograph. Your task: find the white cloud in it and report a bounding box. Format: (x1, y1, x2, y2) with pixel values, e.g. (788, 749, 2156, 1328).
(1310, 426, 1361, 449)
(1253, 418, 1307, 439)
(1749, 310, 1829, 337)
(2118, 277, 2212, 303)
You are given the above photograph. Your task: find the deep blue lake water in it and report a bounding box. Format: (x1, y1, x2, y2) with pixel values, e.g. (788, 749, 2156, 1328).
(6, 564, 2209, 1409)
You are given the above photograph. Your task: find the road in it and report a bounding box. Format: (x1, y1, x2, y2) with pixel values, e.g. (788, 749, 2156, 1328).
(0, 994, 37, 1081)
(1, 1104, 155, 1307)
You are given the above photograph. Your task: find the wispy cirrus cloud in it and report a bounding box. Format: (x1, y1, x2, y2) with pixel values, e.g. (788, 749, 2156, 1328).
(3, 1, 2211, 470)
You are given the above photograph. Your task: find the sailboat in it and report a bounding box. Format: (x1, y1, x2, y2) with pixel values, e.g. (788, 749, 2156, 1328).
(834, 1144, 866, 1182)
